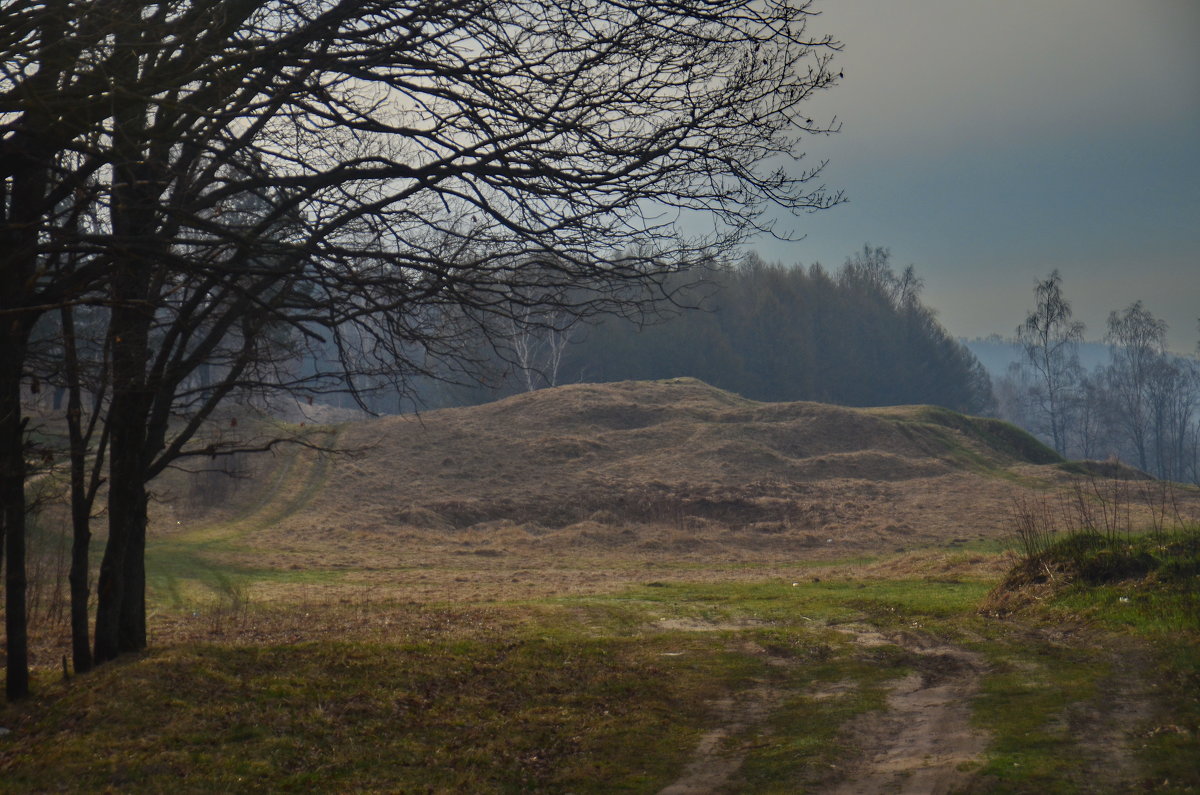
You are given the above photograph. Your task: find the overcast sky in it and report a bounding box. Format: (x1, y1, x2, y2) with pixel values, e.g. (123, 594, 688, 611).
(751, 0, 1200, 352)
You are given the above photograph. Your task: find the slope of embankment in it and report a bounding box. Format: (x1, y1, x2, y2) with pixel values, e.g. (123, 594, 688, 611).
(186, 378, 1082, 566)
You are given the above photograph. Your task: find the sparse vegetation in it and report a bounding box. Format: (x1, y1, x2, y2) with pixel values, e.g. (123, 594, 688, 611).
(978, 478, 1200, 792)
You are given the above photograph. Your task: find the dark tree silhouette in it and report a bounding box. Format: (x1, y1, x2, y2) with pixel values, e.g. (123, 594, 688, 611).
(560, 250, 994, 414)
(2, 0, 842, 697)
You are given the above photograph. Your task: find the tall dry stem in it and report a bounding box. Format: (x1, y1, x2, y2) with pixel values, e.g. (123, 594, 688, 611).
(1010, 495, 1059, 560)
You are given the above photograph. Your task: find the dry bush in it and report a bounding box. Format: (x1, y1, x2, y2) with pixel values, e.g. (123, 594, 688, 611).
(987, 475, 1199, 616)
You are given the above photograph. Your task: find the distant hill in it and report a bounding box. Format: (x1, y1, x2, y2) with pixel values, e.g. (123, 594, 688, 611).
(167, 379, 1092, 559)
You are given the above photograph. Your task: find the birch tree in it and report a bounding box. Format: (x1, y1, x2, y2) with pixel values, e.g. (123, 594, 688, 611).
(1018, 271, 1084, 454)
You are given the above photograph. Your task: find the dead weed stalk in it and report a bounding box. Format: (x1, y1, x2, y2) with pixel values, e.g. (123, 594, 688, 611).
(1011, 474, 1195, 568)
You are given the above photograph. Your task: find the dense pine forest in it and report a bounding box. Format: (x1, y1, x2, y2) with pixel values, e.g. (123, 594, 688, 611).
(410, 247, 995, 416)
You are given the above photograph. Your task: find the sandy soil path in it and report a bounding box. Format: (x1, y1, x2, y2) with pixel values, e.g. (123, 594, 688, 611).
(822, 627, 989, 794)
(656, 625, 990, 795)
(658, 686, 778, 795)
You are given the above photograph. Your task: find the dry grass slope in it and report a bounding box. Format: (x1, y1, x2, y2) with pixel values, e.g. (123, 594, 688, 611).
(142, 377, 1200, 614)
(196, 378, 1100, 577)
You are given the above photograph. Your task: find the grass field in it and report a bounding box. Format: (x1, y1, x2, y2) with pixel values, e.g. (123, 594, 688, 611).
(4, 384, 1199, 792)
(3, 527, 1197, 792)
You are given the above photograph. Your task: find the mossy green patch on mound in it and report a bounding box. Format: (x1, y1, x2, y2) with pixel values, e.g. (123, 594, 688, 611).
(978, 527, 1200, 791)
(877, 404, 1062, 468)
(984, 527, 1200, 626)
(1056, 458, 1154, 480)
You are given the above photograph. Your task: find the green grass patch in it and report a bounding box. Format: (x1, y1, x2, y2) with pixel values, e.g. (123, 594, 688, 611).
(969, 626, 1110, 791)
(1, 622, 726, 792)
(145, 540, 345, 610)
(613, 577, 993, 629)
(979, 526, 1200, 791)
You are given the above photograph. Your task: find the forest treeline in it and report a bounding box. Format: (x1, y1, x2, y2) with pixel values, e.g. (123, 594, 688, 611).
(991, 272, 1200, 484)
(415, 247, 995, 416)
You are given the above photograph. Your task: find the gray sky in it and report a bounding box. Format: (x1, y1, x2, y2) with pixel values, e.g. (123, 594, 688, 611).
(753, 0, 1200, 352)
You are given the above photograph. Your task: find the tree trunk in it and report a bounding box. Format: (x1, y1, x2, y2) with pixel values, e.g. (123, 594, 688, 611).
(93, 298, 153, 662)
(94, 69, 156, 662)
(0, 130, 46, 702)
(68, 494, 93, 673)
(94, 474, 148, 660)
(1, 324, 30, 700)
(92, 476, 129, 664)
(61, 307, 93, 673)
(118, 487, 147, 652)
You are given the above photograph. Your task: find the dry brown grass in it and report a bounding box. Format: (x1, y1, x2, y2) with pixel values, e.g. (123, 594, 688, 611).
(249, 384, 1024, 528)
(144, 378, 1200, 593)
(7, 378, 1181, 664)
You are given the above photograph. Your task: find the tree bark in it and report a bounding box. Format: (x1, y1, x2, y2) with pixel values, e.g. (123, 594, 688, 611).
(1, 323, 30, 700)
(93, 290, 154, 662)
(61, 306, 94, 673)
(94, 45, 156, 661)
(1, 130, 48, 701)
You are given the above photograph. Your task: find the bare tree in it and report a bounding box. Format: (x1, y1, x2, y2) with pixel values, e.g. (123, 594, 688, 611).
(493, 267, 588, 392)
(2, 0, 843, 694)
(1017, 271, 1085, 454)
(1145, 354, 1198, 482)
(1105, 301, 1168, 473)
(505, 309, 575, 392)
(1072, 369, 1108, 461)
(57, 304, 110, 676)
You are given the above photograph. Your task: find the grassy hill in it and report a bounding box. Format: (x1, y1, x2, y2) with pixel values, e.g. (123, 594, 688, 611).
(174, 378, 1071, 570)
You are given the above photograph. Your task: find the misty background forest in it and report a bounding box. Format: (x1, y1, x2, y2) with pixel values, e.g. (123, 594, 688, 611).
(302, 250, 1199, 487)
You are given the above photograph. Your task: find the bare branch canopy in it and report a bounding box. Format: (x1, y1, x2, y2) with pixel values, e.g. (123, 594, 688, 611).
(1, 0, 843, 695)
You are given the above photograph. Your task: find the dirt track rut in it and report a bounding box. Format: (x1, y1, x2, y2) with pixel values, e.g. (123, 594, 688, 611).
(824, 626, 989, 794)
(657, 625, 989, 795)
(658, 685, 779, 795)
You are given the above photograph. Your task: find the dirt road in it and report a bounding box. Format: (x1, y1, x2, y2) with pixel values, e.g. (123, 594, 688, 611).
(824, 626, 988, 794)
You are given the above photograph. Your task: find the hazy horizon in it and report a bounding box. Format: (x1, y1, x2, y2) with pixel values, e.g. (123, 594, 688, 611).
(751, 0, 1199, 353)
